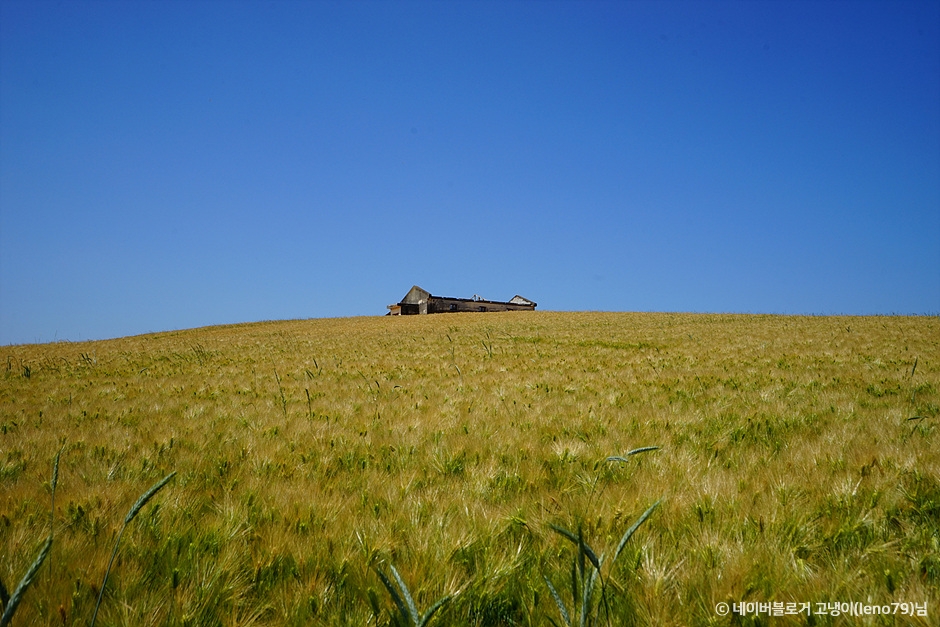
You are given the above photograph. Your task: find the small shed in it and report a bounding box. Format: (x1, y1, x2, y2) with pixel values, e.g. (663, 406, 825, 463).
(387, 286, 536, 315)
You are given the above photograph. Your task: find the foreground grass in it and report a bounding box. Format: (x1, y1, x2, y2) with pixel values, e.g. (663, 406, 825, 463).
(1, 312, 938, 626)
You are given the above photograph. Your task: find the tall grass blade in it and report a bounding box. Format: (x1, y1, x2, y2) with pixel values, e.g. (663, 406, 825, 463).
(578, 527, 600, 571)
(419, 594, 451, 627)
(542, 574, 571, 627)
(91, 472, 176, 627)
(49, 446, 63, 583)
(123, 471, 176, 524)
(274, 369, 288, 418)
(580, 567, 599, 627)
(389, 563, 419, 625)
(550, 524, 600, 571)
(570, 560, 578, 623)
(0, 535, 52, 627)
(613, 500, 661, 563)
(606, 446, 660, 463)
(577, 528, 587, 582)
(50, 447, 61, 527)
(375, 566, 410, 625)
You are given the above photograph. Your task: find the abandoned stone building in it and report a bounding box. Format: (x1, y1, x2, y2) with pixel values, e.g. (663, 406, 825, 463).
(386, 285, 536, 315)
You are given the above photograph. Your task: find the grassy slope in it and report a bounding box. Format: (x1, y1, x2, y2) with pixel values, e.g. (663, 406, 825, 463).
(1, 312, 938, 626)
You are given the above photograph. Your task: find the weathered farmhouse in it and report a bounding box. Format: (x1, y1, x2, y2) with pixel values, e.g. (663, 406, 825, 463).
(387, 286, 537, 315)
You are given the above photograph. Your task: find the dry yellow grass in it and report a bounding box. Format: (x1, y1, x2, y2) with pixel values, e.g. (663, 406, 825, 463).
(1, 312, 938, 625)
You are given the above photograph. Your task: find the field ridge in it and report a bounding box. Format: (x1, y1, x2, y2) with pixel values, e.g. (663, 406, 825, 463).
(2, 312, 938, 625)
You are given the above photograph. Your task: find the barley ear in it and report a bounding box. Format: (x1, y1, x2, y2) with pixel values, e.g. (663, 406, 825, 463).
(613, 500, 661, 564)
(418, 594, 451, 627)
(542, 574, 571, 627)
(388, 563, 419, 625)
(606, 446, 660, 464)
(125, 471, 177, 524)
(51, 447, 61, 517)
(50, 447, 62, 531)
(549, 524, 600, 572)
(0, 535, 53, 627)
(49, 445, 64, 582)
(374, 565, 411, 625)
(92, 472, 176, 627)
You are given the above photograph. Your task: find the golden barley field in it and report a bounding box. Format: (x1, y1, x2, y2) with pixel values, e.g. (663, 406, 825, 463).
(1, 312, 938, 626)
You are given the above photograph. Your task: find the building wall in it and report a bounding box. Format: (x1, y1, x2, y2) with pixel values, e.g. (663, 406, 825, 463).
(401, 286, 431, 304)
(426, 297, 535, 313)
(388, 286, 536, 314)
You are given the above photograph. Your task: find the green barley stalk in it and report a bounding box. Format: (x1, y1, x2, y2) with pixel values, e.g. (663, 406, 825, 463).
(274, 369, 288, 419)
(605, 446, 661, 464)
(48, 446, 63, 583)
(542, 574, 571, 627)
(305, 387, 314, 420)
(546, 448, 661, 627)
(612, 500, 660, 564)
(375, 564, 412, 625)
(585, 446, 660, 518)
(0, 535, 52, 627)
(50, 447, 61, 530)
(90, 471, 176, 627)
(374, 562, 450, 627)
(0, 445, 66, 625)
(547, 501, 660, 627)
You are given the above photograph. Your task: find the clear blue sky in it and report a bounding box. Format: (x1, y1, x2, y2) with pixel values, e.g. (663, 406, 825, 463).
(1, 0, 938, 344)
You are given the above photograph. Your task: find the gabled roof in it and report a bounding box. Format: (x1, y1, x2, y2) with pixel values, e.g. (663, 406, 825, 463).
(508, 295, 536, 306)
(401, 285, 431, 304)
